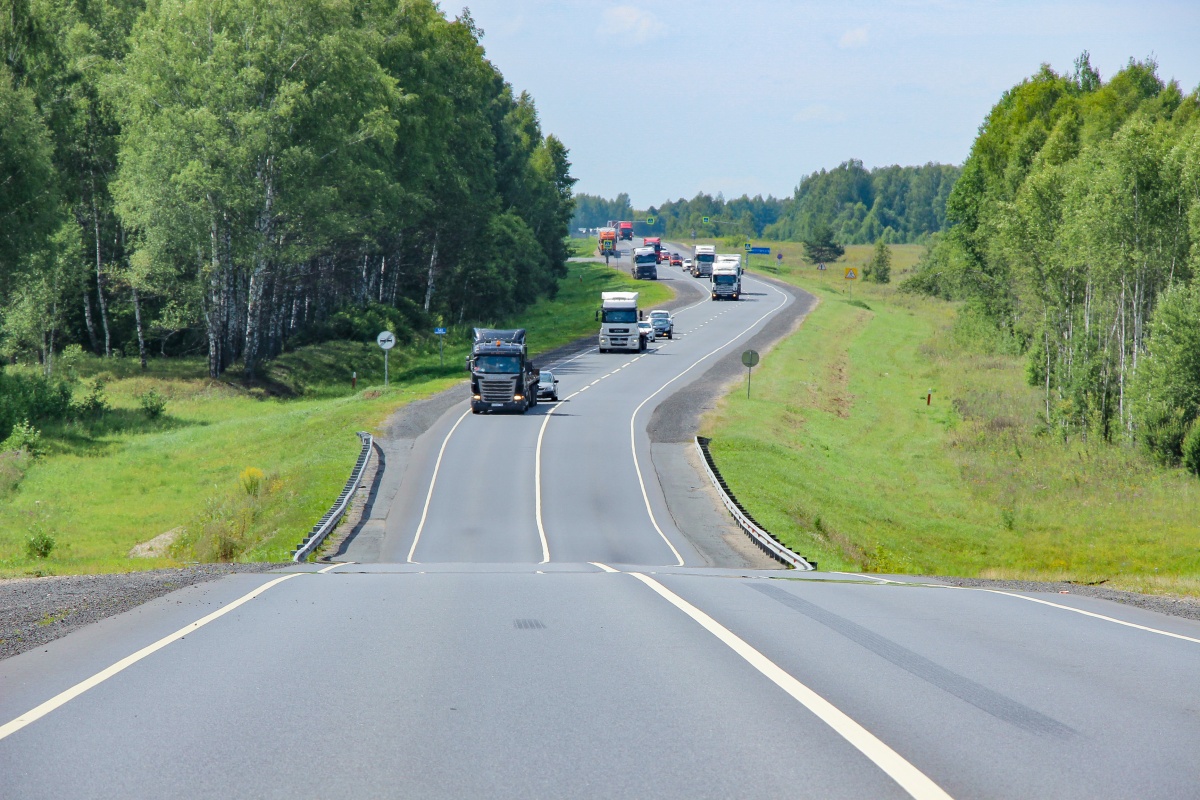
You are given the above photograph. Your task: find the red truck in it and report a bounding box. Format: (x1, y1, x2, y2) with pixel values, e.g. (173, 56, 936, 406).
(644, 237, 665, 262)
(617, 221, 634, 241)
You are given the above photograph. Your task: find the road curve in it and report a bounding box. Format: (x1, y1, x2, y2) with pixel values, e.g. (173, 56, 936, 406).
(3, 260, 1200, 799)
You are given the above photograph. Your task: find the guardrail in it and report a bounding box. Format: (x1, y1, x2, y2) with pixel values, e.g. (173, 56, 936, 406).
(291, 431, 374, 563)
(695, 436, 816, 570)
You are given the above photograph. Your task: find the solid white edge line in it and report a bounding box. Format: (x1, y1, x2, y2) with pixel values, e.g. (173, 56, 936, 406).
(626, 571, 954, 800)
(407, 408, 471, 564)
(837, 573, 1200, 645)
(590, 561, 619, 573)
(0, 572, 303, 743)
(977, 588, 1200, 645)
(318, 561, 351, 573)
(629, 275, 788, 567)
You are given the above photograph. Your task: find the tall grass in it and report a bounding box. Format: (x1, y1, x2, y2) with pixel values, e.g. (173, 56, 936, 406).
(701, 244, 1200, 596)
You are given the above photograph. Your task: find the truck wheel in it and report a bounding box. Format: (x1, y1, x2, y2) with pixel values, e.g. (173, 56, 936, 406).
(668, 331, 673, 339)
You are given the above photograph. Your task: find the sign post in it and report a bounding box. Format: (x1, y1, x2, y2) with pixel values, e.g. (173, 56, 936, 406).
(434, 327, 447, 367)
(377, 330, 396, 386)
(741, 349, 760, 399)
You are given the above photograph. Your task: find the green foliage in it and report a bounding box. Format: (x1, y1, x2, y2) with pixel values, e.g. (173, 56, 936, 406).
(239, 467, 265, 497)
(801, 223, 845, 264)
(72, 378, 109, 418)
(864, 240, 892, 283)
(1, 0, 575, 381)
(571, 193, 633, 230)
(912, 54, 1200, 444)
(1, 420, 43, 457)
(137, 389, 167, 420)
(1133, 282, 1200, 463)
(0, 449, 31, 495)
(26, 530, 56, 560)
(0, 371, 72, 441)
(1182, 420, 1200, 477)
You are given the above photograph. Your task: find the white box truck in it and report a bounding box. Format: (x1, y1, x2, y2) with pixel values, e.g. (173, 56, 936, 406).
(693, 245, 716, 278)
(598, 291, 645, 352)
(711, 263, 741, 300)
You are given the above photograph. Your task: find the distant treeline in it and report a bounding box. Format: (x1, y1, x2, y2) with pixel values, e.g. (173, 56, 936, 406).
(0, 0, 574, 378)
(573, 160, 959, 244)
(902, 54, 1200, 469)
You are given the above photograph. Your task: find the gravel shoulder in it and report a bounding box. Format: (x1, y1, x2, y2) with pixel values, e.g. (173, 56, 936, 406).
(0, 564, 284, 662)
(923, 575, 1200, 622)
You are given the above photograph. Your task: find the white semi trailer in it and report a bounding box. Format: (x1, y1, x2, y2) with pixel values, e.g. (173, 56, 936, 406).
(598, 291, 645, 352)
(692, 245, 716, 278)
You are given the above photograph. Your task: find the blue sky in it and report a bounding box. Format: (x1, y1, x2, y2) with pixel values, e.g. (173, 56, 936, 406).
(458, 1, 1200, 208)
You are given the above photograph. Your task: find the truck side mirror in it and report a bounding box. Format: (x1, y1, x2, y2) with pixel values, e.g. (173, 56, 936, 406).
(639, 310, 645, 320)
(594, 309, 599, 321)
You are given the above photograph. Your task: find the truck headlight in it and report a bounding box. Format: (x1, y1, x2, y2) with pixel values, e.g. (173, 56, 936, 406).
(514, 394, 524, 401)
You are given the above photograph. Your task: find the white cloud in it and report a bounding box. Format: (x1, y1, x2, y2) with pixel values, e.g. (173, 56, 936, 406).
(838, 27, 868, 49)
(600, 6, 665, 44)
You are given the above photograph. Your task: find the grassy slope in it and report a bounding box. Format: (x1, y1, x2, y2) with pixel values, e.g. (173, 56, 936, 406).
(0, 258, 670, 577)
(701, 241, 1200, 596)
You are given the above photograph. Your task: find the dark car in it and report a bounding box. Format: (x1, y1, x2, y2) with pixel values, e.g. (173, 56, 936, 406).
(537, 370, 559, 401)
(648, 309, 673, 339)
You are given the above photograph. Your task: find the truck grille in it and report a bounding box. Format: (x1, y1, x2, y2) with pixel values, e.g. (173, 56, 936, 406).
(480, 378, 517, 402)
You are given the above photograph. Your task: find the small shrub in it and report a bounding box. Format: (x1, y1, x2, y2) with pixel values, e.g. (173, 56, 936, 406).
(138, 388, 167, 420)
(1182, 419, 1200, 477)
(240, 467, 265, 496)
(1000, 506, 1017, 530)
(73, 377, 109, 418)
(1, 419, 42, 456)
(26, 530, 55, 559)
(0, 449, 30, 494)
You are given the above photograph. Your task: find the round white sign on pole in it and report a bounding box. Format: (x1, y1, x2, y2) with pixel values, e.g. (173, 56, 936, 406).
(377, 331, 396, 350)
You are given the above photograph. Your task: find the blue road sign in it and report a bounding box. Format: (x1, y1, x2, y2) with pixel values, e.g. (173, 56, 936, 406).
(750, 247, 771, 255)
(434, 327, 447, 335)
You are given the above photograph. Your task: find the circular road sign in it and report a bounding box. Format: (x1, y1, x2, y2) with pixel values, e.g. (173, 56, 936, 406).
(741, 349, 760, 368)
(377, 330, 396, 350)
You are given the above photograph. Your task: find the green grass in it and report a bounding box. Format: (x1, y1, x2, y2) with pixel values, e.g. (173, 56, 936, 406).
(0, 259, 671, 577)
(702, 243, 1200, 597)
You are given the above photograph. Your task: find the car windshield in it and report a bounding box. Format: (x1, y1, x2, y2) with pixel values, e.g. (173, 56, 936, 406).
(539, 372, 555, 384)
(475, 355, 521, 373)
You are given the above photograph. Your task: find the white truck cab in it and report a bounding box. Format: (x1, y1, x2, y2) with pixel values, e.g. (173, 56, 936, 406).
(711, 263, 741, 300)
(598, 291, 645, 352)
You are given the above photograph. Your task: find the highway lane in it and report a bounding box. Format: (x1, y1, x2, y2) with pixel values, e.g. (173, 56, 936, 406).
(4, 249, 1200, 798)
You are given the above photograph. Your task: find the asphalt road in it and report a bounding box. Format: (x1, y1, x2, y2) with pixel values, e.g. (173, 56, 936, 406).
(3, 254, 1200, 799)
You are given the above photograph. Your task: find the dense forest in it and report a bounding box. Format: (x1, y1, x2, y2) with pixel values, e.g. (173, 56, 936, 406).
(0, 0, 575, 383)
(574, 161, 959, 244)
(903, 55, 1200, 468)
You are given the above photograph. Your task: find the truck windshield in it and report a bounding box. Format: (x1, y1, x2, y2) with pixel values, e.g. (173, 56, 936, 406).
(635, 255, 656, 266)
(602, 309, 638, 323)
(714, 274, 737, 285)
(475, 355, 522, 373)
(697, 254, 715, 264)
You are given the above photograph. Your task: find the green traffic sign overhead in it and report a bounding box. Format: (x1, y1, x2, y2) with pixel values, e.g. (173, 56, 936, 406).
(646, 216, 656, 225)
(702, 216, 710, 224)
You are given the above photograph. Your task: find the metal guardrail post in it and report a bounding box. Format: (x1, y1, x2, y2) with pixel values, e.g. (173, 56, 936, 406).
(695, 436, 815, 571)
(291, 431, 374, 563)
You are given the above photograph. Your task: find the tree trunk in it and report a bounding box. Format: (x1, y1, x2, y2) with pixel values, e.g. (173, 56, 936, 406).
(131, 283, 148, 370)
(92, 193, 111, 357)
(423, 234, 439, 313)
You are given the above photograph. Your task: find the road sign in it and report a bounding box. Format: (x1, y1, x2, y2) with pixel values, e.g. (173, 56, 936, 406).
(646, 216, 656, 225)
(742, 349, 760, 399)
(844, 268, 858, 280)
(377, 330, 396, 350)
(434, 327, 447, 335)
(817, 262, 827, 271)
(750, 247, 771, 255)
(777, 252, 783, 262)
(702, 216, 710, 224)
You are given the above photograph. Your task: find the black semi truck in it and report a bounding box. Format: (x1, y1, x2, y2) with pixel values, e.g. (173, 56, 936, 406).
(468, 328, 539, 414)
